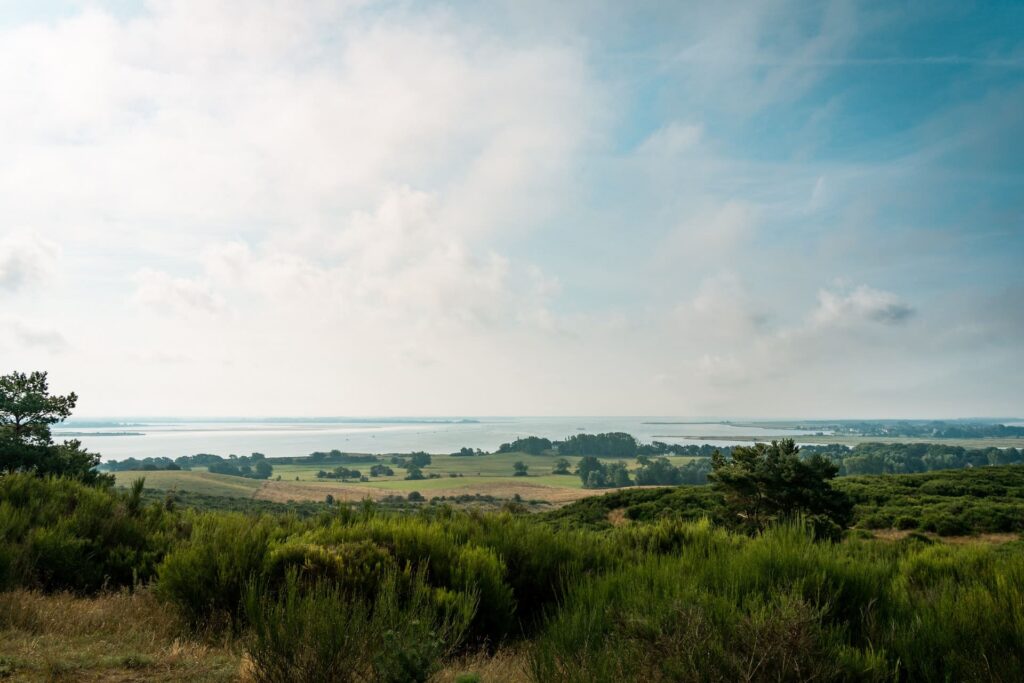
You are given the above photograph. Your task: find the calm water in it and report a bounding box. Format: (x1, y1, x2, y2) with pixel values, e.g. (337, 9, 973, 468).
(55, 417, 822, 462)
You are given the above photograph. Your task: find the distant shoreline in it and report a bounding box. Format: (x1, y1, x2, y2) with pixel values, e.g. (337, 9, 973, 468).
(55, 431, 144, 437)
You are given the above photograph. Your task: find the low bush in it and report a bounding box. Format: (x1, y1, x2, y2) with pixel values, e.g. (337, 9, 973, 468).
(0, 473, 177, 592)
(529, 520, 1024, 682)
(242, 568, 474, 683)
(156, 512, 279, 627)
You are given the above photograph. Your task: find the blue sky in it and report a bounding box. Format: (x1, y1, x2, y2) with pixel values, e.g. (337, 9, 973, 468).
(0, 1, 1021, 417)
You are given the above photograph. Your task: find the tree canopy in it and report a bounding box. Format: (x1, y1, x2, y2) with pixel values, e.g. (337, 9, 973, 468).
(0, 370, 109, 485)
(708, 439, 852, 538)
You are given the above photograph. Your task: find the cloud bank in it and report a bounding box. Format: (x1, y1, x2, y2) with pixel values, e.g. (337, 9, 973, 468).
(0, 1, 1021, 418)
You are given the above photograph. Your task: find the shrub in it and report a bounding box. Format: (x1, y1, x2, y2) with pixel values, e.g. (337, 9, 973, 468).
(264, 540, 395, 595)
(895, 515, 919, 530)
(0, 473, 176, 592)
(242, 568, 474, 683)
(156, 513, 276, 627)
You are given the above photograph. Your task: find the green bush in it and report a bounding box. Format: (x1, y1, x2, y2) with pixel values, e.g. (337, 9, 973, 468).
(243, 568, 474, 683)
(529, 519, 1024, 682)
(895, 515, 919, 530)
(156, 512, 277, 626)
(264, 539, 395, 595)
(0, 473, 176, 592)
(297, 515, 514, 641)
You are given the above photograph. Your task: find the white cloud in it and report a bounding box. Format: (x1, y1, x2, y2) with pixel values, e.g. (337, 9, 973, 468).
(668, 0, 862, 114)
(0, 2, 1018, 418)
(3, 320, 68, 352)
(668, 201, 759, 256)
(813, 285, 914, 327)
(638, 121, 703, 156)
(132, 268, 224, 316)
(0, 232, 59, 292)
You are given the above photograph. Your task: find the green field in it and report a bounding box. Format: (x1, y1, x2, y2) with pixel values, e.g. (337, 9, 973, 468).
(270, 452, 614, 482)
(118, 451, 708, 504)
(113, 470, 265, 497)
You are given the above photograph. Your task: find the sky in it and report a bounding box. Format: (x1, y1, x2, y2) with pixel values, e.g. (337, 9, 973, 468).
(1, 0, 1022, 418)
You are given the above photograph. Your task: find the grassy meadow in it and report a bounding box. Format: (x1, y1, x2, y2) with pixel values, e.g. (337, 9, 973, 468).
(3, 468, 1024, 681)
(114, 452, 703, 507)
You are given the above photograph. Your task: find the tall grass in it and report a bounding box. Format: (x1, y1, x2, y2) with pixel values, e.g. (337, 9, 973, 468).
(242, 568, 474, 683)
(0, 473, 178, 591)
(529, 520, 1024, 682)
(156, 512, 280, 628)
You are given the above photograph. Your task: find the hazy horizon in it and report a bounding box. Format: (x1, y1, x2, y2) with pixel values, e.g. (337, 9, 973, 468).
(61, 415, 1024, 422)
(2, 2, 1022, 418)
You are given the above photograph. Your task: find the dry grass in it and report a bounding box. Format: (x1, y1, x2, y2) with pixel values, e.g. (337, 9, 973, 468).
(869, 529, 1022, 544)
(252, 479, 601, 505)
(0, 589, 240, 682)
(606, 508, 629, 527)
(253, 479, 390, 503)
(431, 647, 530, 683)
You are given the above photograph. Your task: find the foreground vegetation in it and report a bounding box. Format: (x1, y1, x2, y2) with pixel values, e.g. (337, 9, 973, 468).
(3, 472, 1024, 681)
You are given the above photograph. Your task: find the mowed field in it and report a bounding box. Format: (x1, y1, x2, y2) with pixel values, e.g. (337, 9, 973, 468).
(114, 452, 699, 504)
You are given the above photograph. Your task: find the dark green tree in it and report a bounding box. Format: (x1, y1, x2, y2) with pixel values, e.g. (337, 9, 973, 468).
(513, 461, 529, 477)
(607, 462, 632, 488)
(369, 464, 395, 477)
(408, 452, 432, 468)
(253, 460, 273, 479)
(708, 439, 852, 538)
(552, 458, 572, 475)
(633, 457, 682, 486)
(0, 370, 110, 485)
(576, 456, 605, 487)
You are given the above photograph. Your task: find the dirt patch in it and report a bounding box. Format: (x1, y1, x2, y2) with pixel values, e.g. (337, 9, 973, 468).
(868, 529, 1021, 545)
(607, 508, 629, 527)
(431, 647, 529, 683)
(942, 532, 1021, 545)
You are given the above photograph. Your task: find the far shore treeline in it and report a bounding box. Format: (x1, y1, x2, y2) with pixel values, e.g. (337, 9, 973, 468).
(98, 430, 1024, 489)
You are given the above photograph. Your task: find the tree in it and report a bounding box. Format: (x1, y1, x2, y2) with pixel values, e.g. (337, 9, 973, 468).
(0, 370, 109, 485)
(708, 439, 852, 538)
(513, 461, 529, 477)
(408, 452, 432, 468)
(552, 458, 572, 475)
(332, 466, 361, 481)
(558, 432, 638, 458)
(633, 457, 682, 486)
(370, 464, 394, 477)
(0, 371, 76, 446)
(253, 460, 273, 479)
(576, 456, 605, 487)
(607, 462, 632, 487)
(498, 437, 553, 455)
